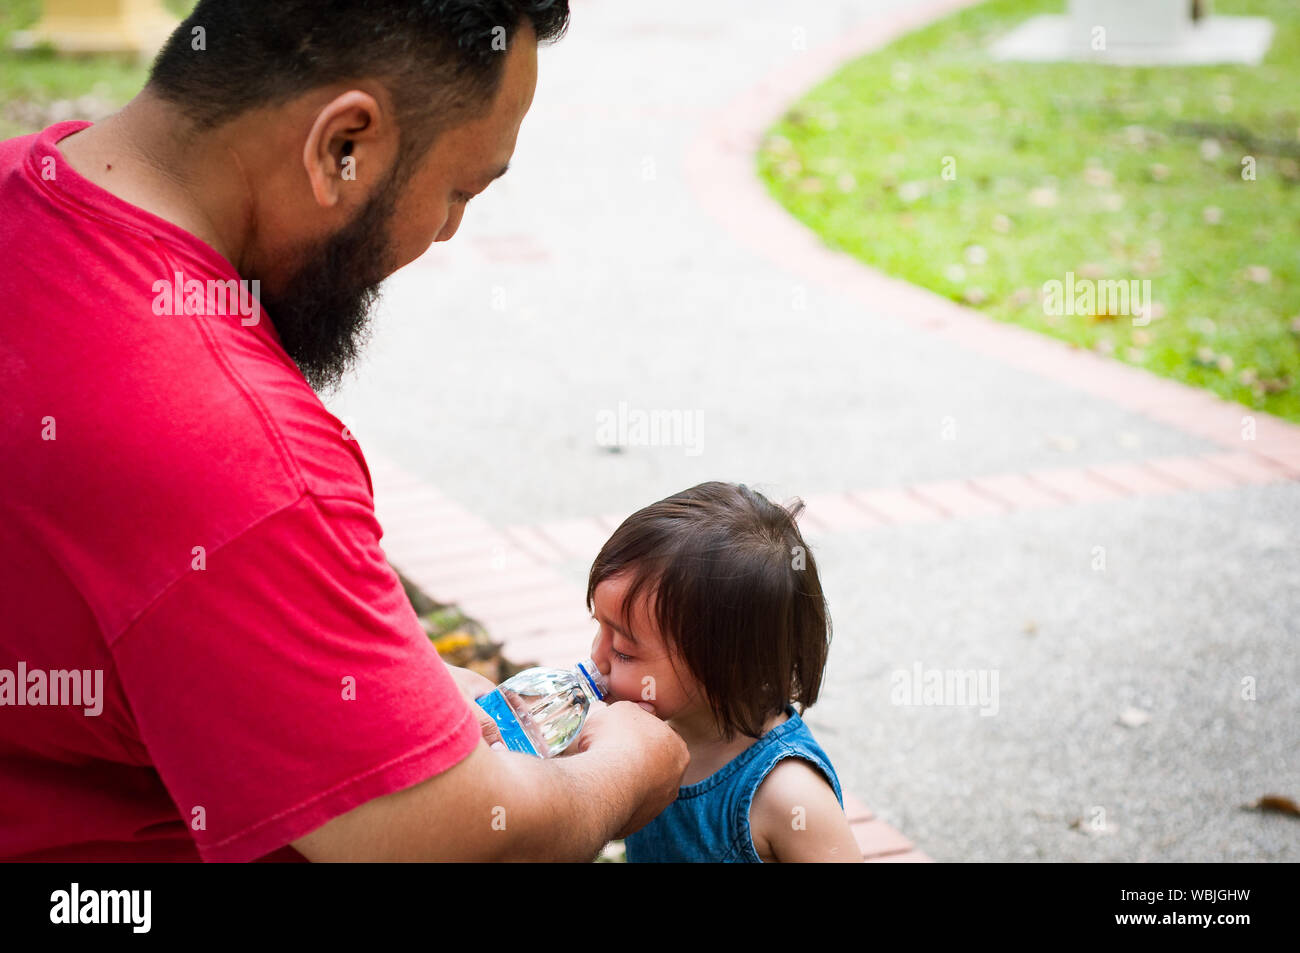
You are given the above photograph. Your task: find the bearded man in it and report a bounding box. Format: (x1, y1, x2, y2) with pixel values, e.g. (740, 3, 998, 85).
(0, 0, 686, 862)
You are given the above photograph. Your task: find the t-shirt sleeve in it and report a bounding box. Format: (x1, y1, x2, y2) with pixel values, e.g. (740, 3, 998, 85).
(109, 491, 481, 863)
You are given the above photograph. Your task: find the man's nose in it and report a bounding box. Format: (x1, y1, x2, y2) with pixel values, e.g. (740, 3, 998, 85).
(435, 206, 466, 243)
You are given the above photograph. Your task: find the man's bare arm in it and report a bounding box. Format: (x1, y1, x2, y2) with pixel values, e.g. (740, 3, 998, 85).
(292, 700, 688, 862)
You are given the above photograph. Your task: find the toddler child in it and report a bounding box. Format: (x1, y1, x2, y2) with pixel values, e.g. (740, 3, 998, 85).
(586, 481, 859, 862)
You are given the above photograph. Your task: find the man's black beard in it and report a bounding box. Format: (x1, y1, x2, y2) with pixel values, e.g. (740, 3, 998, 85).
(256, 163, 406, 394)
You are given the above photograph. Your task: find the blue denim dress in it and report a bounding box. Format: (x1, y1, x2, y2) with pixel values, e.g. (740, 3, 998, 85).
(624, 704, 843, 863)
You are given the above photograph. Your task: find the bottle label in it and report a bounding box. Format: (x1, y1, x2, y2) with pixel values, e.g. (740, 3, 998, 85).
(476, 689, 541, 757)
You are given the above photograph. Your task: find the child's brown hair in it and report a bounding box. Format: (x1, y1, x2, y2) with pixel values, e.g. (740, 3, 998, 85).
(586, 482, 832, 742)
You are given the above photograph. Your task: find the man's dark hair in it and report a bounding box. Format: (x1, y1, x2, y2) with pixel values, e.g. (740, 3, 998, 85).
(147, 0, 569, 164)
(586, 482, 833, 743)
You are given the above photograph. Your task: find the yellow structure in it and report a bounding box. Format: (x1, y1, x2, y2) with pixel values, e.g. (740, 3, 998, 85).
(19, 0, 179, 58)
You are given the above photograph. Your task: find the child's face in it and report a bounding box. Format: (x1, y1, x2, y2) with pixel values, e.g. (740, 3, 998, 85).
(589, 573, 706, 722)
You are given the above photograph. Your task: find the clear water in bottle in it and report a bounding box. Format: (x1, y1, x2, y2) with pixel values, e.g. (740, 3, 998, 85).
(475, 659, 608, 758)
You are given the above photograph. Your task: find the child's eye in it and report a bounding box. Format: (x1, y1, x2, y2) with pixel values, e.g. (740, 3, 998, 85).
(614, 651, 634, 663)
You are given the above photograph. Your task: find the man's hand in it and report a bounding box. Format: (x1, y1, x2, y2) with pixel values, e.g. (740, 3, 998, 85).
(574, 700, 689, 839)
(443, 663, 504, 748)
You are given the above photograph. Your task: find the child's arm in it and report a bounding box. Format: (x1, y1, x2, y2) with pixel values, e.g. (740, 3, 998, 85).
(749, 758, 863, 863)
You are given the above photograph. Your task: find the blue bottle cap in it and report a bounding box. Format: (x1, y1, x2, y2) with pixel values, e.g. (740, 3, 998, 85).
(577, 658, 608, 701)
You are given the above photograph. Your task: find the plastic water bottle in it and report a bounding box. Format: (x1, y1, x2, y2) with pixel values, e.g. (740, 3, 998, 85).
(476, 659, 609, 758)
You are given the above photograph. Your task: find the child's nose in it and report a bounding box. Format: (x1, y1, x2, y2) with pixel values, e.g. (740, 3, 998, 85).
(590, 631, 611, 677)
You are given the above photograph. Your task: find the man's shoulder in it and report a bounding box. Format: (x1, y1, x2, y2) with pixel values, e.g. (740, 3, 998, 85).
(83, 312, 372, 505)
(1, 275, 377, 642)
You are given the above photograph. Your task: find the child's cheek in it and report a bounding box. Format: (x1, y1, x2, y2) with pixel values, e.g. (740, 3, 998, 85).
(606, 671, 631, 704)
(613, 668, 643, 706)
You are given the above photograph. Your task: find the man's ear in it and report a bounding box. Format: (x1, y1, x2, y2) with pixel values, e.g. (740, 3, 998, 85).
(301, 90, 396, 209)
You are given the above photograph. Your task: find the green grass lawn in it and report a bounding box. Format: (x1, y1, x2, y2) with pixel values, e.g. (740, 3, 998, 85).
(0, 0, 196, 139)
(758, 0, 1300, 423)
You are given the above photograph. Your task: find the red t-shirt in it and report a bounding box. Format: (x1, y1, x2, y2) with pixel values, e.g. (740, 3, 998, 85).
(0, 121, 480, 862)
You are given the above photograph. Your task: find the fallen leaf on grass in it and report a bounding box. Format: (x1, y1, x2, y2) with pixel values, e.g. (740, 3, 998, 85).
(1259, 377, 1291, 395)
(1084, 164, 1115, 187)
